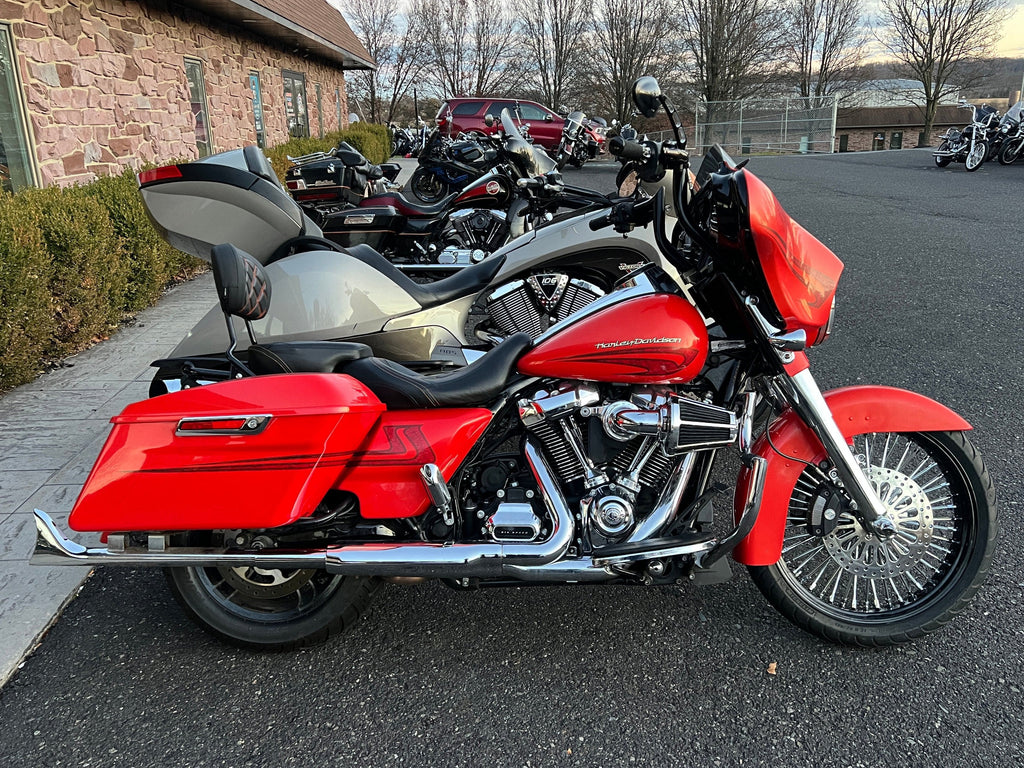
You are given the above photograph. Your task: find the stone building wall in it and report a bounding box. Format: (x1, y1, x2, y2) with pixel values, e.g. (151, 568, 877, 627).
(837, 127, 954, 152)
(4, 0, 351, 187)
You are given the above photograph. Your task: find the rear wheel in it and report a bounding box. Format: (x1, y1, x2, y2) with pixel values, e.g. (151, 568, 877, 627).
(998, 138, 1022, 165)
(933, 141, 952, 167)
(166, 564, 381, 651)
(749, 430, 996, 646)
(965, 140, 987, 171)
(409, 167, 448, 202)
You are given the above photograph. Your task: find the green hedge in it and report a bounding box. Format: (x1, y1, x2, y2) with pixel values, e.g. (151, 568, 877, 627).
(265, 122, 391, 181)
(0, 169, 204, 391)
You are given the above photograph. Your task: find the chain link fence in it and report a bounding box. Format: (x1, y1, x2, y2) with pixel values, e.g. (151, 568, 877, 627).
(694, 96, 838, 156)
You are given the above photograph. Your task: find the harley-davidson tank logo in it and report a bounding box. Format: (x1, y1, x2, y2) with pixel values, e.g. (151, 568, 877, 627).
(618, 261, 645, 272)
(595, 337, 682, 350)
(485, 180, 501, 195)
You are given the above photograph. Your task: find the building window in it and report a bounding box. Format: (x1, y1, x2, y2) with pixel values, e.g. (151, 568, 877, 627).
(335, 88, 341, 130)
(282, 70, 308, 138)
(249, 71, 265, 148)
(0, 25, 37, 192)
(184, 58, 212, 157)
(315, 83, 324, 137)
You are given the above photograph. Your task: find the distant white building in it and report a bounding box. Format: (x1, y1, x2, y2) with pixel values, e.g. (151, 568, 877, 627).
(844, 79, 962, 108)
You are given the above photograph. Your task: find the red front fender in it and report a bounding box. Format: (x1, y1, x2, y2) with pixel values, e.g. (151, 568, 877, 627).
(731, 386, 972, 566)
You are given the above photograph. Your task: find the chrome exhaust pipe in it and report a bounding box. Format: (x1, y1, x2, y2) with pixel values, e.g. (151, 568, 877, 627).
(31, 441, 574, 580)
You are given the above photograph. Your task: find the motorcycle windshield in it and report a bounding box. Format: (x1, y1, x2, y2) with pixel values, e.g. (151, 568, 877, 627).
(565, 111, 586, 139)
(501, 108, 557, 176)
(741, 170, 843, 344)
(1005, 100, 1023, 122)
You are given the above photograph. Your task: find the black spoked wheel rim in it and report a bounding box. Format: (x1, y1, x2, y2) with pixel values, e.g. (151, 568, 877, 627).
(195, 566, 347, 624)
(776, 432, 977, 625)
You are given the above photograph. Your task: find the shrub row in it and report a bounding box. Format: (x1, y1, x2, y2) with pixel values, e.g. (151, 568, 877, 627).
(0, 169, 204, 391)
(264, 122, 391, 181)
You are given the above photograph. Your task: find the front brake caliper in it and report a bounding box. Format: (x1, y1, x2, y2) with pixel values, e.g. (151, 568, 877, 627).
(806, 483, 846, 538)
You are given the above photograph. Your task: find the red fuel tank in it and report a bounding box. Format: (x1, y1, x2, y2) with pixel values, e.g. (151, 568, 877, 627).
(517, 294, 709, 383)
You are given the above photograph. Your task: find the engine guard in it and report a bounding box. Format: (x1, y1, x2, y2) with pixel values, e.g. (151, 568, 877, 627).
(732, 385, 972, 566)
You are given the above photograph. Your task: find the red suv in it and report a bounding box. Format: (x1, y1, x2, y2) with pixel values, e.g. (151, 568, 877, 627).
(435, 98, 566, 151)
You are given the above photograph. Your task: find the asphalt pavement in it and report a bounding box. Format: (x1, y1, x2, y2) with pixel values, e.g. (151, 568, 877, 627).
(0, 149, 1022, 766)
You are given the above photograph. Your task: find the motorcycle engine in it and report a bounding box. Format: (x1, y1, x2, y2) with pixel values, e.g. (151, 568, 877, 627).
(451, 209, 509, 249)
(501, 382, 738, 550)
(482, 274, 606, 339)
(436, 209, 511, 266)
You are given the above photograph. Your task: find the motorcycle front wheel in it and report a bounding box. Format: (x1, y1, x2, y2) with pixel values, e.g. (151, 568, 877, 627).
(933, 141, 952, 167)
(409, 167, 448, 203)
(998, 138, 1022, 165)
(965, 141, 987, 171)
(749, 430, 996, 646)
(166, 564, 381, 651)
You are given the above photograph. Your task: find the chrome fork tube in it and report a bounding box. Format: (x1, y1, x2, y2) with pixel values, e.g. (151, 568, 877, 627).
(775, 369, 888, 527)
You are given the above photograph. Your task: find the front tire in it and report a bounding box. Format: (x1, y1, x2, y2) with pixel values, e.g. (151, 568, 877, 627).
(166, 565, 381, 651)
(749, 430, 996, 646)
(998, 138, 1022, 165)
(965, 140, 987, 171)
(409, 167, 447, 202)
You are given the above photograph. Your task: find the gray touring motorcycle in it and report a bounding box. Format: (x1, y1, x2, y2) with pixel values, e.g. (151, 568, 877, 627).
(141, 143, 685, 394)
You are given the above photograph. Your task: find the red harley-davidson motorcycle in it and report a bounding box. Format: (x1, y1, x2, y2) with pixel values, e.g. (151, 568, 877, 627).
(31, 79, 996, 650)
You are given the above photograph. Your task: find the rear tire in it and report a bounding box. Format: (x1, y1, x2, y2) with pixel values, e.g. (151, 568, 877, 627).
(934, 141, 952, 167)
(749, 430, 996, 646)
(965, 140, 987, 171)
(166, 564, 381, 651)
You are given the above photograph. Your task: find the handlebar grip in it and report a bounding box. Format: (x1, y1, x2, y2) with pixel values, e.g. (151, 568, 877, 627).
(589, 214, 613, 231)
(609, 136, 647, 160)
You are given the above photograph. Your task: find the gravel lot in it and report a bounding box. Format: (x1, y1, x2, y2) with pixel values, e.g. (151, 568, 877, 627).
(1, 149, 1021, 767)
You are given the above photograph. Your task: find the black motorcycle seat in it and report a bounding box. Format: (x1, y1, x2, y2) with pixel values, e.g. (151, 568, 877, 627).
(370, 190, 460, 217)
(342, 333, 532, 409)
(247, 341, 373, 375)
(345, 244, 506, 310)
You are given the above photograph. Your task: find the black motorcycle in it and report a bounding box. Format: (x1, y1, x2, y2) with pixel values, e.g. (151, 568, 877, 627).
(996, 99, 1023, 166)
(284, 142, 401, 211)
(934, 101, 1000, 172)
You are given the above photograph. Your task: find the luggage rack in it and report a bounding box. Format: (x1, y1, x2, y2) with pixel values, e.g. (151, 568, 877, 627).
(286, 150, 335, 166)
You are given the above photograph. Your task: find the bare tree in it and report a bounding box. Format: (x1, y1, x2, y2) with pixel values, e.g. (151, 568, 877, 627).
(344, 0, 428, 124)
(412, 0, 522, 97)
(680, 0, 788, 106)
(591, 0, 680, 123)
(522, 0, 591, 110)
(786, 0, 865, 102)
(878, 0, 1009, 139)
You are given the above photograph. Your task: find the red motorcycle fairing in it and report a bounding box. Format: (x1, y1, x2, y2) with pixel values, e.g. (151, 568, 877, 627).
(336, 408, 493, 519)
(69, 374, 385, 533)
(743, 171, 843, 345)
(732, 385, 973, 566)
(517, 295, 709, 383)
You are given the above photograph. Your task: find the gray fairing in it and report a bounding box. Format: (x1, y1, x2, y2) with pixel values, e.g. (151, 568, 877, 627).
(169, 206, 678, 362)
